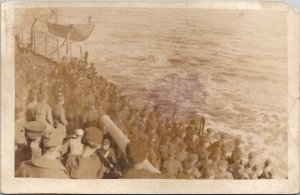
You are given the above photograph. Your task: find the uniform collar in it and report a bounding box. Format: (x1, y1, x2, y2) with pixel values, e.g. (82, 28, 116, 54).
(32, 156, 67, 172)
(133, 159, 147, 170)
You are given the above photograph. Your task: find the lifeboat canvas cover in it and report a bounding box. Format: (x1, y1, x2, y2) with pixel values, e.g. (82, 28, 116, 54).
(47, 22, 95, 41)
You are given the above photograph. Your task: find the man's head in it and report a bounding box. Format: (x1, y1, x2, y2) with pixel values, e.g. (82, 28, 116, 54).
(102, 139, 110, 150)
(128, 139, 147, 164)
(205, 168, 215, 179)
(24, 121, 46, 144)
(234, 137, 242, 146)
(265, 159, 272, 167)
(192, 134, 199, 141)
(166, 123, 172, 132)
(190, 120, 196, 128)
(75, 129, 84, 138)
(199, 116, 205, 131)
(30, 93, 38, 102)
(202, 137, 210, 149)
(183, 161, 193, 175)
(248, 151, 256, 160)
(40, 129, 64, 157)
(39, 94, 48, 103)
(181, 130, 187, 138)
(206, 128, 214, 136)
(217, 160, 228, 172)
(58, 95, 65, 105)
(82, 127, 103, 149)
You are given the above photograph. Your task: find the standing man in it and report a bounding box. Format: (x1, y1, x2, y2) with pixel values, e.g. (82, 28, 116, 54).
(16, 128, 69, 178)
(52, 95, 68, 127)
(84, 51, 89, 66)
(26, 93, 38, 121)
(22, 47, 33, 71)
(33, 94, 53, 128)
(82, 104, 99, 128)
(199, 116, 206, 135)
(185, 120, 197, 143)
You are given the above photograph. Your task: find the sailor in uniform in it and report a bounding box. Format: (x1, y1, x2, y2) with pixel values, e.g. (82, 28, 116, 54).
(16, 128, 69, 178)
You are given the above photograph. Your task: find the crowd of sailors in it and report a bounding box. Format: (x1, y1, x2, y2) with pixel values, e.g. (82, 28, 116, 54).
(14, 46, 274, 179)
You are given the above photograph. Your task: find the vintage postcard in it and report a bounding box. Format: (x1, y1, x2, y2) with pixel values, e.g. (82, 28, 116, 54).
(1, 0, 299, 194)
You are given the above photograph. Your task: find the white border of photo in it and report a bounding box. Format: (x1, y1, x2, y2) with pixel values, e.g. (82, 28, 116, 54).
(1, 0, 299, 194)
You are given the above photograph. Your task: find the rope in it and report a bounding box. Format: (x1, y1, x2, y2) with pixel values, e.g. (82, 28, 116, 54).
(49, 36, 71, 57)
(36, 15, 88, 25)
(185, 1, 190, 26)
(55, 13, 84, 19)
(36, 18, 48, 23)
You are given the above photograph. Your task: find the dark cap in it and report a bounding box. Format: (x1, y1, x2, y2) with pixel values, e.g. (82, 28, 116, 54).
(199, 116, 205, 123)
(83, 127, 103, 145)
(190, 120, 196, 125)
(234, 137, 242, 145)
(248, 151, 257, 159)
(206, 128, 214, 134)
(24, 121, 46, 139)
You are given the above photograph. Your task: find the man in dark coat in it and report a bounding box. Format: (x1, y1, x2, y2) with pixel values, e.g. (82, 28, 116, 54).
(16, 128, 69, 178)
(122, 140, 163, 179)
(15, 121, 46, 170)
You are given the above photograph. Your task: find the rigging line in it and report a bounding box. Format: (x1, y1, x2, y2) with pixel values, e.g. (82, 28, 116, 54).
(35, 16, 88, 25)
(185, 1, 190, 26)
(53, 13, 78, 18)
(90, 20, 103, 24)
(48, 30, 74, 57)
(52, 13, 89, 22)
(35, 18, 48, 23)
(35, 16, 95, 26)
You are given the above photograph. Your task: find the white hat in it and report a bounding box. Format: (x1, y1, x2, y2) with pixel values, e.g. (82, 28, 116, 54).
(75, 129, 84, 136)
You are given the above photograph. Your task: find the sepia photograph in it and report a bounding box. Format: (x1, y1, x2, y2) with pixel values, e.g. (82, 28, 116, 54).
(1, 0, 299, 194)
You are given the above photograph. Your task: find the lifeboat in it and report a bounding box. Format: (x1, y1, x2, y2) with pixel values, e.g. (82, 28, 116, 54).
(47, 22, 95, 42)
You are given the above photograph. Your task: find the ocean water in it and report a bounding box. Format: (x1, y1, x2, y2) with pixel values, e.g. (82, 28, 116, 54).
(16, 7, 288, 177)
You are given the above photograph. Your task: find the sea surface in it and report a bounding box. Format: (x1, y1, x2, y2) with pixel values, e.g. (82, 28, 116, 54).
(16, 7, 288, 177)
